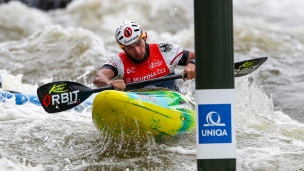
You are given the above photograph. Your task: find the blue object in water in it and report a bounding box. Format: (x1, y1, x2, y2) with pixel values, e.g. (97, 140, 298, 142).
(0, 91, 41, 106)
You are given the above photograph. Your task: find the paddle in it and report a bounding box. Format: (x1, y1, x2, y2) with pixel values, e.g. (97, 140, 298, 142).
(234, 57, 268, 77)
(37, 57, 268, 113)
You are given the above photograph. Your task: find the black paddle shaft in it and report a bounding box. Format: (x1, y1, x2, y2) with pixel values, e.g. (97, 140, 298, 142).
(37, 57, 268, 113)
(36, 74, 184, 113)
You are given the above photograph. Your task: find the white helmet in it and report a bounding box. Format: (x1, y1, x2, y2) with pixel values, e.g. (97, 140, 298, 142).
(115, 21, 146, 49)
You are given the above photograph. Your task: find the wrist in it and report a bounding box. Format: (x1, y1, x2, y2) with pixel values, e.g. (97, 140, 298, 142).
(188, 59, 195, 65)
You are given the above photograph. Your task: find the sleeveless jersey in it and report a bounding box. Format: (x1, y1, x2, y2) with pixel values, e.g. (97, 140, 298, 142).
(119, 44, 170, 83)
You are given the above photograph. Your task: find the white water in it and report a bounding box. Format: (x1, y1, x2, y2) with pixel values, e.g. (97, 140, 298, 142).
(1, 0, 304, 170)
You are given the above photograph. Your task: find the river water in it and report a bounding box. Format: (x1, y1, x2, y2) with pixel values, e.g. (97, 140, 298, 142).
(1, 0, 304, 170)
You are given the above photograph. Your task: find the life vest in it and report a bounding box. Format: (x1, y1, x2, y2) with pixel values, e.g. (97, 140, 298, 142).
(118, 44, 179, 91)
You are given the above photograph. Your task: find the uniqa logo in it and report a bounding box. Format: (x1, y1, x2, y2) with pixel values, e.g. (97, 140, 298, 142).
(202, 111, 228, 137)
(203, 111, 225, 126)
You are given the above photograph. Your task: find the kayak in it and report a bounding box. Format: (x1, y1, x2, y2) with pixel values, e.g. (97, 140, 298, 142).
(92, 89, 196, 141)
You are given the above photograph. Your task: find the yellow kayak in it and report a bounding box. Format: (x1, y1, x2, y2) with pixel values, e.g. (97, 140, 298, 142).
(92, 89, 196, 141)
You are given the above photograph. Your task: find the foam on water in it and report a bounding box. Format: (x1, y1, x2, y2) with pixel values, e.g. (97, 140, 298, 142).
(1, 0, 304, 170)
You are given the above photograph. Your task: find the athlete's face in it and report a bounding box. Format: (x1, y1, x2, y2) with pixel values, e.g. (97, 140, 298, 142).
(123, 39, 146, 62)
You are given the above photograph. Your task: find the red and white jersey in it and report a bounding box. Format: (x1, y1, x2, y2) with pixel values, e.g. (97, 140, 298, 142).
(104, 42, 185, 83)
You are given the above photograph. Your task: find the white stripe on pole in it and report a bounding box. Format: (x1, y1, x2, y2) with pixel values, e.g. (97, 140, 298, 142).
(196, 89, 236, 159)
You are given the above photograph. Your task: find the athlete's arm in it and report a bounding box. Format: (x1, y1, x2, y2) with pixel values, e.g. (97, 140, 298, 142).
(93, 66, 115, 88)
(93, 65, 126, 91)
(183, 51, 195, 81)
(186, 51, 195, 63)
(159, 42, 195, 80)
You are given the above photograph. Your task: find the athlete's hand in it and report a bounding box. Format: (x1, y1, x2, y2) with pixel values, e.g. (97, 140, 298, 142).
(108, 80, 126, 91)
(183, 63, 195, 81)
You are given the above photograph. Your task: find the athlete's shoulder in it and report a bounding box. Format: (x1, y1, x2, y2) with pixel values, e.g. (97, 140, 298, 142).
(103, 54, 125, 78)
(104, 54, 122, 68)
(157, 41, 183, 53)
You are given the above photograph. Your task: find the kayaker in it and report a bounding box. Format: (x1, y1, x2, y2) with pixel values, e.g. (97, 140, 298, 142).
(93, 21, 195, 91)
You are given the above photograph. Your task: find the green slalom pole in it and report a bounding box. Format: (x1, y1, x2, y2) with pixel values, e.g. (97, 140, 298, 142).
(194, 0, 236, 170)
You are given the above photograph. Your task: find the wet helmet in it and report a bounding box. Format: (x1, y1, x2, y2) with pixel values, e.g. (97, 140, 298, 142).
(115, 21, 146, 49)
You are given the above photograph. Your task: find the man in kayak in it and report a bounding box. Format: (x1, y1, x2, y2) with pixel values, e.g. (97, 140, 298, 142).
(93, 21, 195, 91)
